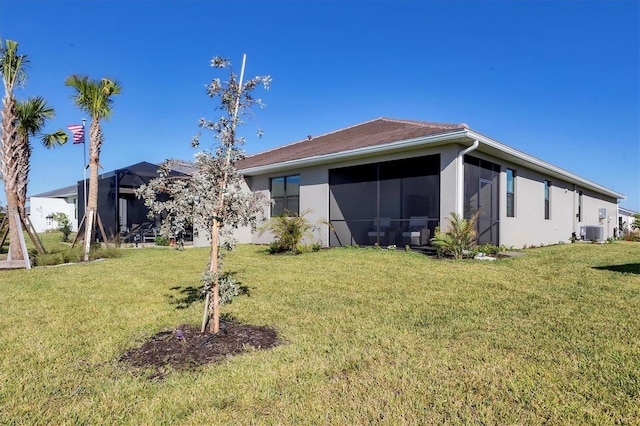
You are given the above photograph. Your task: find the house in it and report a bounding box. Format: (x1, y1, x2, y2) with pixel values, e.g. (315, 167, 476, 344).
(29, 161, 191, 241)
(29, 185, 79, 233)
(618, 206, 638, 235)
(236, 117, 625, 248)
(75, 161, 190, 239)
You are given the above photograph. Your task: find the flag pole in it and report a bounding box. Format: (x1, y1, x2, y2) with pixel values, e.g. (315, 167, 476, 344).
(82, 118, 87, 215)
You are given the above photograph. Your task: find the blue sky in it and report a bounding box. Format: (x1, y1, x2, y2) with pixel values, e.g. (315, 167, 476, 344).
(1, 0, 639, 211)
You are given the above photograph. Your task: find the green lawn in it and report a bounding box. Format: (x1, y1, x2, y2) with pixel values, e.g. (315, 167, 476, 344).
(1, 240, 638, 424)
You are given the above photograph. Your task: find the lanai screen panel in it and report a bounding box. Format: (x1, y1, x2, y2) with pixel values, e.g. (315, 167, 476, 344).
(464, 155, 500, 245)
(329, 154, 440, 247)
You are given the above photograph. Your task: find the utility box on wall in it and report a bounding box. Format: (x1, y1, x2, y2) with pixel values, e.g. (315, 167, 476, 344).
(599, 208, 607, 220)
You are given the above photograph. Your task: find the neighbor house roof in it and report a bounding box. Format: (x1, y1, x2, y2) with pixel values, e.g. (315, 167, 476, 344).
(238, 117, 625, 201)
(237, 118, 467, 170)
(31, 184, 77, 198)
(29, 162, 191, 200)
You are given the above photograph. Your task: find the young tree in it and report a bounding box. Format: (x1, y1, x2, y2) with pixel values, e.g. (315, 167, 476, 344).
(138, 55, 270, 334)
(65, 75, 121, 261)
(0, 39, 29, 261)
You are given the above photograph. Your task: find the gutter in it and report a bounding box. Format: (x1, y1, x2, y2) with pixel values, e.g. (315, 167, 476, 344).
(456, 140, 480, 217)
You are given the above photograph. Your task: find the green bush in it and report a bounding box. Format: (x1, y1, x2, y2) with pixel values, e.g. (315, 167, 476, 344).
(33, 252, 65, 266)
(473, 243, 502, 256)
(154, 236, 170, 246)
(431, 211, 480, 259)
(260, 209, 328, 254)
(32, 245, 122, 266)
(51, 212, 72, 242)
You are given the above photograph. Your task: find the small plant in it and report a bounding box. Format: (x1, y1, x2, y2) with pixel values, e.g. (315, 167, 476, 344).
(154, 235, 170, 246)
(51, 212, 72, 242)
(431, 211, 480, 259)
(259, 209, 329, 254)
(405, 245, 411, 252)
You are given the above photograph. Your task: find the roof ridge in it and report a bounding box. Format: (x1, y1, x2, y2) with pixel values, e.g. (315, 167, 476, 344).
(243, 117, 468, 159)
(381, 117, 468, 129)
(242, 118, 387, 159)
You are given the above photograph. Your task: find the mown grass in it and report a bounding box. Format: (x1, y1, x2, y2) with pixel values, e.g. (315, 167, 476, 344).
(0, 240, 638, 424)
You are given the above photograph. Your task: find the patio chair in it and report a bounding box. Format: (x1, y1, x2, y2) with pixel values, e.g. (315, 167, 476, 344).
(402, 216, 430, 246)
(367, 217, 391, 245)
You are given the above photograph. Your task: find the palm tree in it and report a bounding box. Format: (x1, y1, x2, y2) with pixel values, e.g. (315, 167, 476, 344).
(431, 211, 480, 259)
(65, 75, 121, 260)
(15, 97, 68, 214)
(1, 39, 29, 261)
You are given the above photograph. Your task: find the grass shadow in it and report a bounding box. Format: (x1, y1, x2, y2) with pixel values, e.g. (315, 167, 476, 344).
(167, 286, 203, 309)
(593, 263, 640, 275)
(166, 273, 253, 310)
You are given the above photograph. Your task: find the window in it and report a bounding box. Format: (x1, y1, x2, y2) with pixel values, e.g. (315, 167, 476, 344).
(506, 168, 515, 217)
(270, 175, 299, 216)
(544, 180, 551, 220)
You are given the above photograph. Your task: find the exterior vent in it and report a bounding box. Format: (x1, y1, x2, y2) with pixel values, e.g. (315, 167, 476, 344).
(581, 226, 604, 242)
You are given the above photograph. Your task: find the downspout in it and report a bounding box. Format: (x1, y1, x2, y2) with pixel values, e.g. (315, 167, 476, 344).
(456, 140, 480, 217)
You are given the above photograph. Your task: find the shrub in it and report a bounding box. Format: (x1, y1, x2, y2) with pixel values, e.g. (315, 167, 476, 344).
(431, 211, 480, 259)
(260, 209, 329, 254)
(154, 236, 170, 246)
(51, 212, 72, 242)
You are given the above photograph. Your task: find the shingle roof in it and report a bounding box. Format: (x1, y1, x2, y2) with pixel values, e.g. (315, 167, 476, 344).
(237, 117, 467, 170)
(31, 184, 77, 198)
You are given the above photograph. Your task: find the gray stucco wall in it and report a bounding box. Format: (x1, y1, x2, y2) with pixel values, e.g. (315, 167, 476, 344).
(240, 145, 619, 249)
(478, 152, 619, 248)
(247, 166, 332, 247)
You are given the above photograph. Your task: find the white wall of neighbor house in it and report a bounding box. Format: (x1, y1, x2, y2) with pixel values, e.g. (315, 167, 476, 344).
(29, 196, 78, 233)
(618, 208, 638, 234)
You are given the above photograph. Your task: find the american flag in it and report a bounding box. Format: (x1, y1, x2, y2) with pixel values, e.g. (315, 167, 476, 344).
(67, 124, 85, 144)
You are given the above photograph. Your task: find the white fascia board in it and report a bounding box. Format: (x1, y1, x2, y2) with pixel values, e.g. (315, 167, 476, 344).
(466, 130, 626, 200)
(239, 128, 625, 201)
(239, 129, 469, 176)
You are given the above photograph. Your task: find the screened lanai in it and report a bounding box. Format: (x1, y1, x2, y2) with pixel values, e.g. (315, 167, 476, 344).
(329, 154, 440, 247)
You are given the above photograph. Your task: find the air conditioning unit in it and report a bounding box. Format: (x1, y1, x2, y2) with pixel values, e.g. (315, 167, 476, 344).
(580, 226, 604, 242)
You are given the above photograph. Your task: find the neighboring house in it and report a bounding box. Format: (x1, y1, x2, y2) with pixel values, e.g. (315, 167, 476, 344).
(237, 117, 625, 248)
(29, 185, 79, 233)
(29, 161, 190, 240)
(76, 161, 189, 239)
(618, 206, 638, 235)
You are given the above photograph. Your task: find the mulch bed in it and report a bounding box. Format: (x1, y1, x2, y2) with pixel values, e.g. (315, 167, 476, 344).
(119, 321, 280, 379)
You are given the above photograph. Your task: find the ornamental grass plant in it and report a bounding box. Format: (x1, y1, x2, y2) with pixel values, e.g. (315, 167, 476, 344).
(0, 240, 638, 424)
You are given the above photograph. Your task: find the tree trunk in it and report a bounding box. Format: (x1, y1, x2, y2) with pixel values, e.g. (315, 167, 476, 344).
(5, 191, 23, 260)
(208, 219, 221, 334)
(1, 93, 24, 261)
(83, 119, 102, 261)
